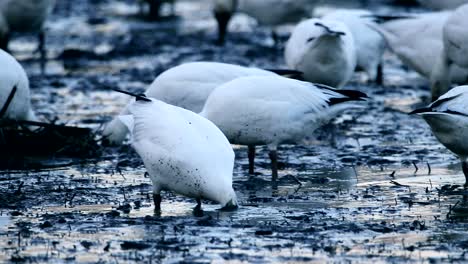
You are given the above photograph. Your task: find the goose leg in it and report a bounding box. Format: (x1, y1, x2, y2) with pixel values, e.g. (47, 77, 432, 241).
(248, 145, 255, 175)
(193, 198, 204, 217)
(38, 31, 46, 76)
(0, 33, 9, 52)
(268, 147, 278, 181)
(214, 11, 232, 45)
(153, 193, 162, 212)
(376, 63, 383, 85)
(148, 0, 162, 20)
(462, 160, 468, 187)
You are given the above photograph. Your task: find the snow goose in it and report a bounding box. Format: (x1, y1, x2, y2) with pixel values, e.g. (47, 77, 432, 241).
(410, 85, 468, 186)
(323, 9, 386, 84)
(0, 0, 56, 73)
(213, 0, 312, 44)
(285, 18, 357, 88)
(200, 75, 367, 180)
(102, 61, 297, 145)
(0, 49, 38, 122)
(372, 11, 468, 97)
(116, 89, 238, 214)
(431, 4, 468, 100)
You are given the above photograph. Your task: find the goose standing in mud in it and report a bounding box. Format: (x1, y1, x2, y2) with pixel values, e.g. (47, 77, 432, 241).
(200, 75, 367, 180)
(323, 9, 386, 85)
(116, 90, 238, 214)
(213, 0, 312, 45)
(0, 49, 38, 122)
(102, 61, 300, 145)
(410, 86, 468, 186)
(372, 11, 468, 98)
(0, 0, 56, 74)
(431, 4, 468, 101)
(285, 18, 357, 88)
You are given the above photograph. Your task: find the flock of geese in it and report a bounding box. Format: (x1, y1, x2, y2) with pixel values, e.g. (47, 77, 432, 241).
(1, 0, 468, 213)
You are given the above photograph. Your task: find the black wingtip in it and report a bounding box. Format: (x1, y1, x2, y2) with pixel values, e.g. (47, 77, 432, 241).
(111, 88, 151, 102)
(409, 108, 432, 115)
(313, 83, 369, 100)
(0, 85, 17, 119)
(314, 22, 346, 36)
(363, 14, 415, 23)
(266, 69, 304, 80)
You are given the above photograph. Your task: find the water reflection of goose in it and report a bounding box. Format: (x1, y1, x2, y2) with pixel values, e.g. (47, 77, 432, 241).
(0, 49, 38, 122)
(200, 75, 367, 180)
(431, 4, 468, 101)
(411, 85, 468, 186)
(0, 0, 56, 73)
(102, 62, 289, 145)
(116, 90, 238, 214)
(213, 0, 312, 44)
(323, 9, 386, 84)
(285, 18, 357, 88)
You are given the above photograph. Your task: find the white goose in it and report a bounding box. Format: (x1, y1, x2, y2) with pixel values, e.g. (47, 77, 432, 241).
(0, 0, 56, 73)
(285, 18, 357, 88)
(431, 4, 468, 101)
(411, 85, 468, 186)
(102, 61, 286, 145)
(0, 49, 38, 122)
(373, 11, 468, 98)
(416, 0, 468, 10)
(213, 0, 312, 44)
(200, 75, 367, 179)
(116, 90, 238, 214)
(323, 9, 386, 84)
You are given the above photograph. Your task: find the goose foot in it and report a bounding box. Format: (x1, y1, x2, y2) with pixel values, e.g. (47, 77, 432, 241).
(153, 193, 162, 213)
(193, 198, 204, 217)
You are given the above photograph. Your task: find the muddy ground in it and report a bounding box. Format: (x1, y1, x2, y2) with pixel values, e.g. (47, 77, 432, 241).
(1, 0, 468, 263)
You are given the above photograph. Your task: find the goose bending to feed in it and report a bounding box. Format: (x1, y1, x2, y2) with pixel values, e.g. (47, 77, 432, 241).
(372, 11, 468, 98)
(431, 4, 468, 101)
(0, 49, 38, 122)
(285, 18, 357, 88)
(200, 76, 367, 180)
(102, 61, 300, 145)
(0, 0, 56, 74)
(416, 0, 468, 10)
(213, 0, 312, 45)
(115, 89, 238, 214)
(323, 9, 386, 85)
(410, 86, 468, 186)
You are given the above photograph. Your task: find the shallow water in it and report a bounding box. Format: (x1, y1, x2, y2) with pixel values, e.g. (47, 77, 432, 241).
(1, 0, 468, 263)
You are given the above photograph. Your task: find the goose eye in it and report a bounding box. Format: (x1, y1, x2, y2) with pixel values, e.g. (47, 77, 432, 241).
(306, 37, 315, 43)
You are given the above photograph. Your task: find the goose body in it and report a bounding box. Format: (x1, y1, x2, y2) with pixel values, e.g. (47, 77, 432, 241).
(213, 0, 312, 44)
(200, 75, 367, 179)
(411, 85, 468, 186)
(323, 9, 386, 84)
(375, 12, 468, 87)
(431, 4, 468, 100)
(102, 62, 277, 145)
(285, 18, 357, 88)
(120, 95, 238, 212)
(0, 49, 37, 122)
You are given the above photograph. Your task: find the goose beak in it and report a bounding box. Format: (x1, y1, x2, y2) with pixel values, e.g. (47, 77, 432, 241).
(314, 22, 346, 37)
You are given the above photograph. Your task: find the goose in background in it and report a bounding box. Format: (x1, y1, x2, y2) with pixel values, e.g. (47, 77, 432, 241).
(431, 4, 468, 101)
(102, 61, 300, 145)
(213, 0, 313, 45)
(116, 89, 238, 214)
(0, 49, 38, 122)
(416, 0, 468, 10)
(200, 75, 367, 180)
(138, 0, 175, 19)
(371, 11, 468, 95)
(285, 18, 357, 88)
(0, 0, 56, 74)
(323, 9, 386, 85)
(410, 85, 468, 186)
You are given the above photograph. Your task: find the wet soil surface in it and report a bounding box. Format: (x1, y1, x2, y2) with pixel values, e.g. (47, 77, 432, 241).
(1, 0, 468, 263)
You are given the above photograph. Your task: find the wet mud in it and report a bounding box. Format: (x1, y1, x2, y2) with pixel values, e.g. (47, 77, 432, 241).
(0, 0, 467, 263)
